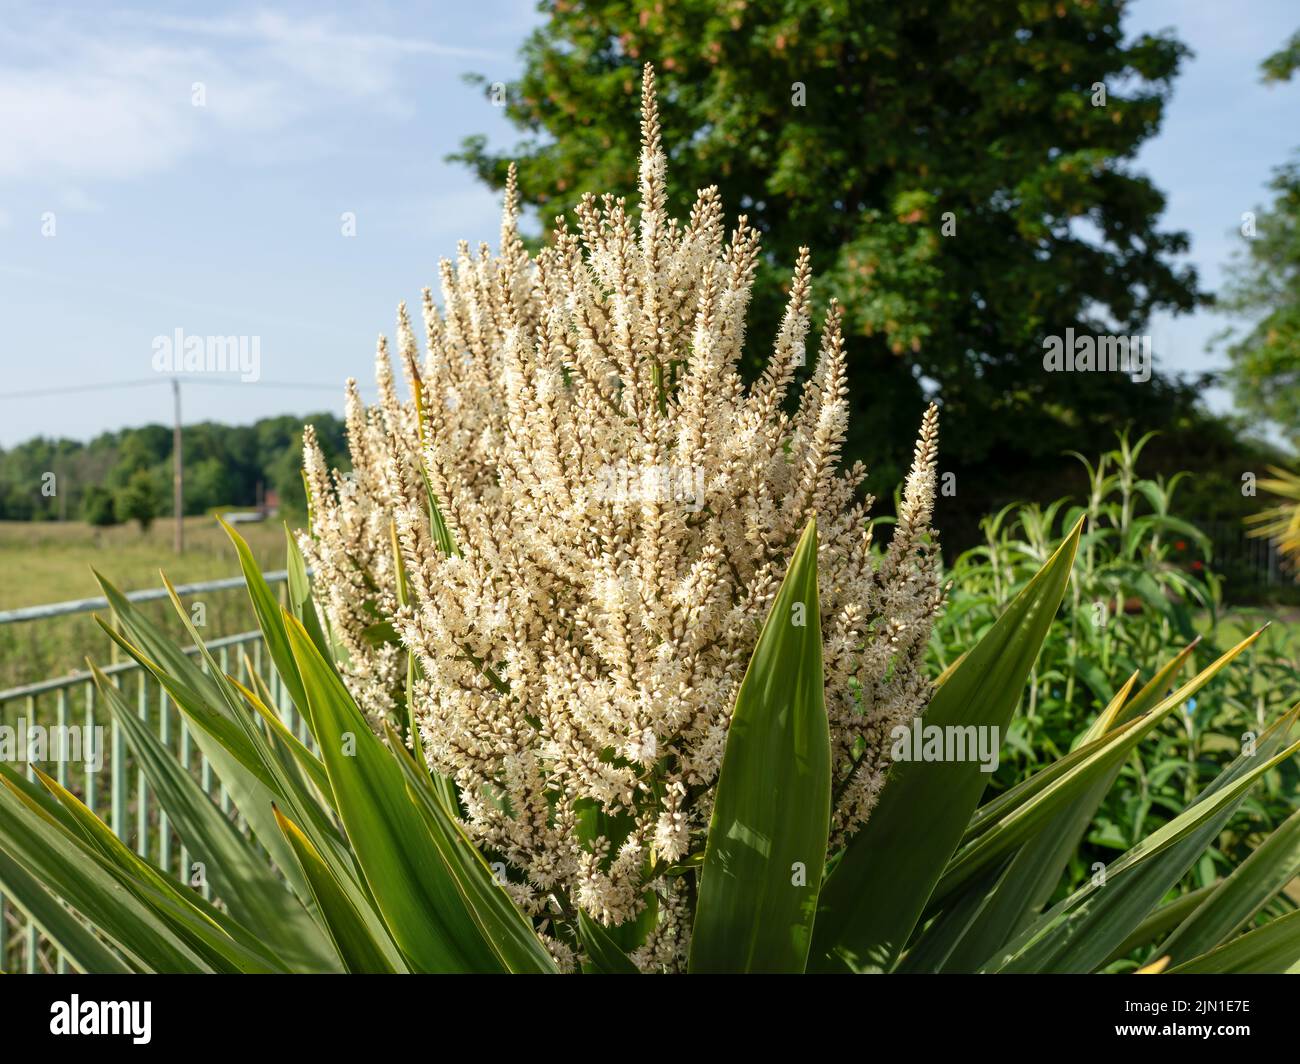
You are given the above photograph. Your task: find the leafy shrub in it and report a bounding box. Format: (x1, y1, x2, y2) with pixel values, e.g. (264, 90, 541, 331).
(113, 469, 159, 532)
(80, 484, 118, 527)
(934, 431, 1300, 901)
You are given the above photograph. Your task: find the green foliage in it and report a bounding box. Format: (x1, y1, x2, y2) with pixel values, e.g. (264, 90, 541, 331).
(80, 484, 118, 527)
(1213, 28, 1300, 448)
(1219, 155, 1300, 448)
(1261, 28, 1300, 84)
(1, 514, 1298, 974)
(814, 518, 1083, 972)
(933, 433, 1300, 903)
(113, 469, 159, 532)
(0, 414, 347, 523)
(453, 0, 1217, 531)
(690, 520, 828, 973)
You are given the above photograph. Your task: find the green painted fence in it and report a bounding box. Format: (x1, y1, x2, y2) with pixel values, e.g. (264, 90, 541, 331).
(0, 574, 310, 974)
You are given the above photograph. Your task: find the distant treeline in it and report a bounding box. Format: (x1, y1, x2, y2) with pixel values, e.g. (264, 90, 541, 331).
(0, 414, 348, 526)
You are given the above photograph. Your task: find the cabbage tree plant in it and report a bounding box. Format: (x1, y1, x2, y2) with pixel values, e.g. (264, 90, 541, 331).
(1, 516, 1298, 974)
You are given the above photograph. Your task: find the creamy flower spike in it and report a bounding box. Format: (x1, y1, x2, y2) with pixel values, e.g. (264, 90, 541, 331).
(299, 64, 943, 971)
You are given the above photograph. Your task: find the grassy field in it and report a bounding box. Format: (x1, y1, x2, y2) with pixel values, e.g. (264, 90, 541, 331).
(3, 515, 1296, 695)
(0, 517, 288, 690)
(0, 517, 286, 608)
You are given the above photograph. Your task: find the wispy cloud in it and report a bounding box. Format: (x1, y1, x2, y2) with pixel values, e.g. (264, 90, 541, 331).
(125, 10, 497, 59)
(0, 6, 500, 184)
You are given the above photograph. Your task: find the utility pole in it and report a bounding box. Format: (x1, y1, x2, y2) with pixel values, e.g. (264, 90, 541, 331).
(172, 378, 183, 554)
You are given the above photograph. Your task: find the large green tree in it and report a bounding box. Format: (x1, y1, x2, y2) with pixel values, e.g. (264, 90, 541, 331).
(1219, 31, 1300, 449)
(455, 0, 1207, 540)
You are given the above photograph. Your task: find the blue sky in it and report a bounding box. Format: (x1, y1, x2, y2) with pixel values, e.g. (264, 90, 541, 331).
(0, 0, 1297, 447)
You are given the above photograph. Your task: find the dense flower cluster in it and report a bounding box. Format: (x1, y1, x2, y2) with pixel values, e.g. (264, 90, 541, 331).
(299, 65, 943, 970)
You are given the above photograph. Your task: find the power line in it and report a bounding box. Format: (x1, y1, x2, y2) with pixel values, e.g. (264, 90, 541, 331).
(0, 379, 160, 399)
(0, 377, 352, 400)
(166, 379, 346, 390)
(0, 373, 364, 553)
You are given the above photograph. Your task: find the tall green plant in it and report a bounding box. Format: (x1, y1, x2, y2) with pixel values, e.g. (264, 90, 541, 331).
(1, 516, 1297, 974)
(935, 434, 1300, 901)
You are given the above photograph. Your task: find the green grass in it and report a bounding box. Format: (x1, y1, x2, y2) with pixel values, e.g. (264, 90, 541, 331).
(0, 518, 286, 609)
(0, 517, 288, 690)
(1203, 607, 1300, 654)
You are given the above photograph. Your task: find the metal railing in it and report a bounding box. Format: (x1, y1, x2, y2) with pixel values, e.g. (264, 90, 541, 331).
(0, 573, 304, 974)
(1203, 520, 1286, 591)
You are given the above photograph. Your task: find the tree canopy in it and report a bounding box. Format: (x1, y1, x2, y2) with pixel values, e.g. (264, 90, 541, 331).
(0, 414, 347, 524)
(1219, 30, 1300, 449)
(454, 0, 1220, 539)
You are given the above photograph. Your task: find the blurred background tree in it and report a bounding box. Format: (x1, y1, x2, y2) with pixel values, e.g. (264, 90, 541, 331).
(80, 485, 118, 528)
(454, 0, 1278, 547)
(113, 469, 159, 532)
(1219, 30, 1300, 450)
(0, 414, 348, 525)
